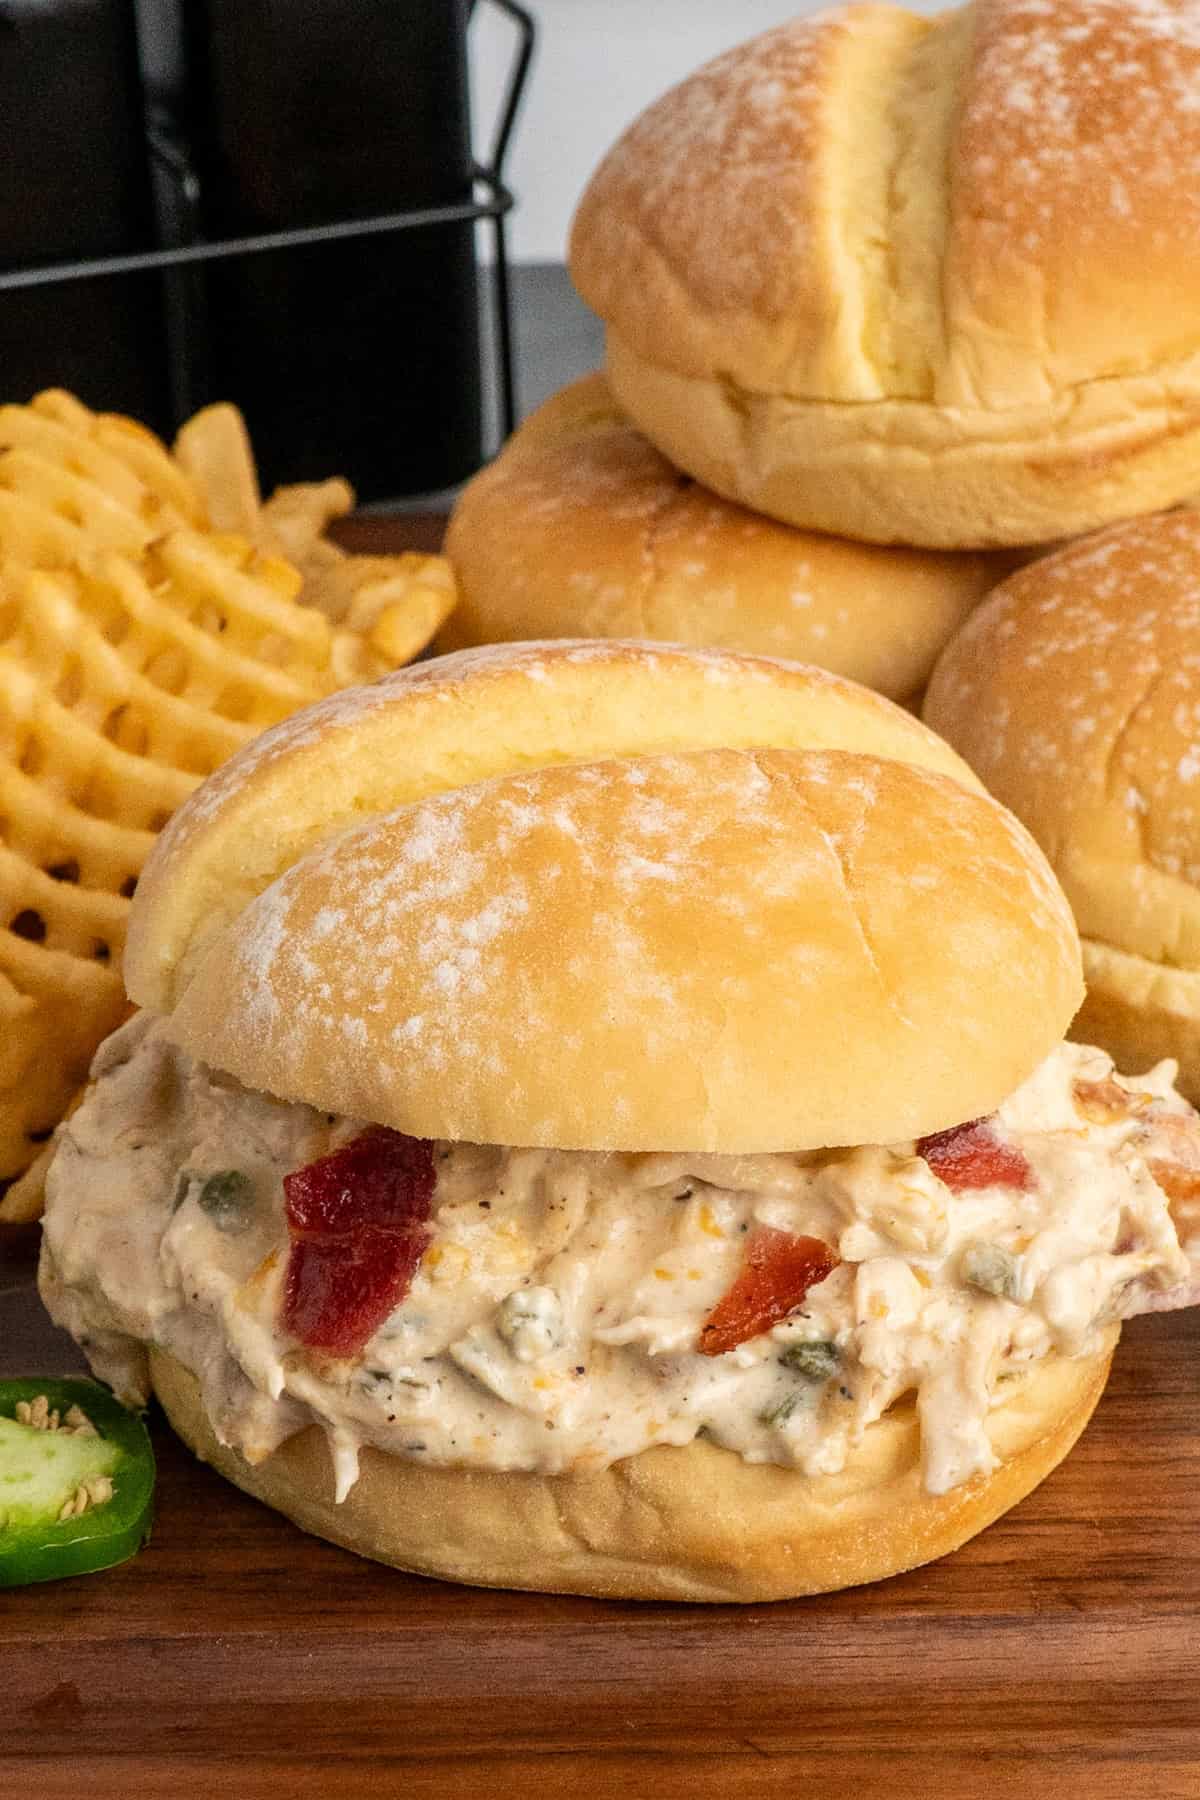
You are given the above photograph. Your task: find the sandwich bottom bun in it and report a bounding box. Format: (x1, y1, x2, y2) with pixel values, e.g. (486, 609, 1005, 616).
(150, 1333, 1117, 1602)
(1075, 941, 1200, 1108)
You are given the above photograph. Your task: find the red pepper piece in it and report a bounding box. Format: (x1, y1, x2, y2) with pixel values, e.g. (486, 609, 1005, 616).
(917, 1119, 1033, 1193)
(699, 1228, 839, 1357)
(282, 1127, 436, 1357)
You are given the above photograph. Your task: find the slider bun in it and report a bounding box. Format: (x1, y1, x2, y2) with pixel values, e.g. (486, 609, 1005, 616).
(570, 2, 1200, 548)
(442, 376, 1002, 701)
(157, 740, 1079, 1154)
(150, 1336, 1116, 1601)
(924, 507, 1200, 1099)
(126, 639, 981, 1016)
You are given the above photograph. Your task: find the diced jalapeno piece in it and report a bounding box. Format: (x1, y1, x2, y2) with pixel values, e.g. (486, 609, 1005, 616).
(197, 1169, 254, 1234)
(961, 1241, 1019, 1299)
(779, 1339, 840, 1382)
(0, 1378, 154, 1586)
(759, 1391, 802, 1428)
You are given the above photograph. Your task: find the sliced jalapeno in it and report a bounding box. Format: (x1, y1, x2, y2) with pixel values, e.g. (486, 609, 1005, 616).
(0, 1378, 154, 1586)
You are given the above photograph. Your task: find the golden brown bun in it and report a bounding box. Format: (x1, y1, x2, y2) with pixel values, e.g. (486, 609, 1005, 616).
(125, 639, 982, 1017)
(441, 376, 1002, 700)
(924, 506, 1200, 1096)
(150, 1335, 1116, 1602)
(161, 742, 1080, 1154)
(1075, 943, 1200, 1108)
(570, 2, 1200, 549)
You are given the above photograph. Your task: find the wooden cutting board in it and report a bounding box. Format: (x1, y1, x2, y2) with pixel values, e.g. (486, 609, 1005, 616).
(4, 1220, 1200, 1800)
(5, 514, 1200, 1796)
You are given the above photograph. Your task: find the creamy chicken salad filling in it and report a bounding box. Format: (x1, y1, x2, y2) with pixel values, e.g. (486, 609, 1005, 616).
(39, 1015, 1200, 1502)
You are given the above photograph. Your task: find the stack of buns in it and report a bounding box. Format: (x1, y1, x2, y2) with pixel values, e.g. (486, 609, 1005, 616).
(569, 0, 1200, 550)
(451, 0, 1200, 1093)
(448, 0, 1200, 701)
(444, 375, 1000, 704)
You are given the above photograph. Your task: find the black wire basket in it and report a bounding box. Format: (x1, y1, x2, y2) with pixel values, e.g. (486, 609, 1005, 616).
(0, 0, 533, 500)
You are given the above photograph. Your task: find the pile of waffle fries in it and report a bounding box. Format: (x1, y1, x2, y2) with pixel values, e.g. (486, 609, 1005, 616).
(0, 391, 456, 1221)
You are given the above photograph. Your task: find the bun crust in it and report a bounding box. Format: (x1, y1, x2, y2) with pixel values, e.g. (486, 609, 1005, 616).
(125, 640, 981, 1017)
(150, 1336, 1117, 1602)
(165, 745, 1081, 1153)
(924, 507, 1200, 1095)
(1076, 942, 1200, 1107)
(571, 2, 1200, 548)
(442, 376, 1001, 699)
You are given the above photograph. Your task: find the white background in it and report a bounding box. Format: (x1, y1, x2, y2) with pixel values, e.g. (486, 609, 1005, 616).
(470, 0, 949, 264)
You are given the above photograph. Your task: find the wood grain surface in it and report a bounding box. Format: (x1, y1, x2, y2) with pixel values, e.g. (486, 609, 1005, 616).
(6, 1212, 1200, 1795)
(332, 509, 448, 557)
(3, 517, 1200, 1796)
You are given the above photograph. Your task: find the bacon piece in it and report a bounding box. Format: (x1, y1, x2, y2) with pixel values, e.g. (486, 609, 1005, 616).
(283, 1234, 430, 1358)
(281, 1127, 436, 1357)
(698, 1228, 838, 1357)
(284, 1127, 435, 1237)
(917, 1119, 1034, 1194)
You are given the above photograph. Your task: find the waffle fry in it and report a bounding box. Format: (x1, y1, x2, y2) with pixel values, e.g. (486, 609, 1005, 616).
(176, 401, 354, 569)
(258, 479, 354, 581)
(172, 402, 261, 536)
(0, 1070, 108, 1225)
(317, 554, 460, 671)
(0, 391, 456, 1218)
(0, 390, 204, 577)
(176, 403, 456, 640)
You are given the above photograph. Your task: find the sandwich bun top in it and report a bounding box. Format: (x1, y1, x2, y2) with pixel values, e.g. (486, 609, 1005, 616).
(165, 743, 1081, 1152)
(570, 0, 1200, 548)
(126, 639, 979, 1012)
(925, 507, 1200, 972)
(127, 641, 1081, 1153)
(441, 375, 1002, 701)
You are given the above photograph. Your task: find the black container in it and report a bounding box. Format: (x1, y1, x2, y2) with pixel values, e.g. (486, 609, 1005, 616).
(143, 0, 483, 500)
(0, 0, 172, 430)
